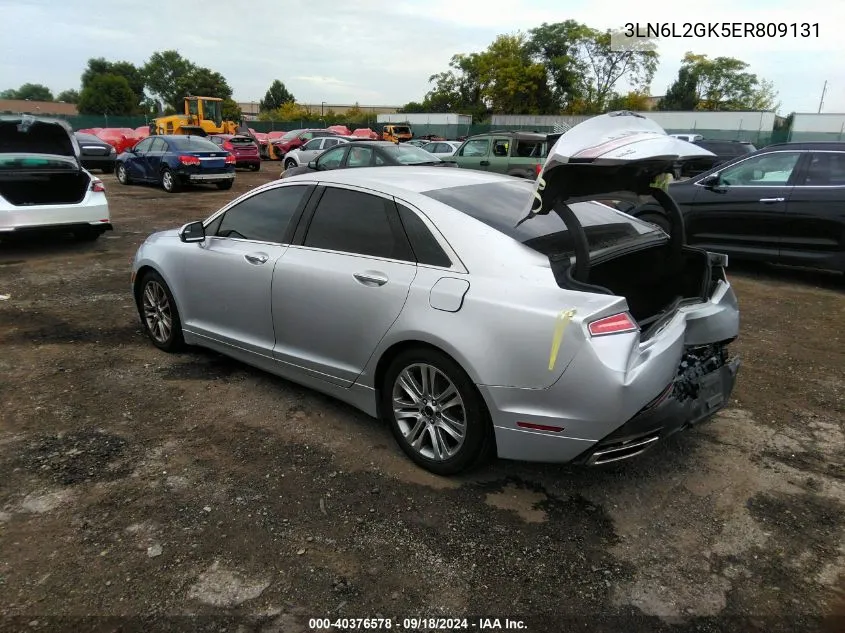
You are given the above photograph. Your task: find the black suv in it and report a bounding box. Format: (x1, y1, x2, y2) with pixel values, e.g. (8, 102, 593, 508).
(628, 142, 845, 274)
(680, 139, 757, 177)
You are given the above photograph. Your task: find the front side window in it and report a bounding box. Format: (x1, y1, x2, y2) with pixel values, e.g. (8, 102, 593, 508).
(719, 152, 802, 186)
(304, 188, 412, 260)
(149, 138, 167, 153)
(215, 185, 310, 243)
(492, 139, 509, 157)
(316, 146, 346, 170)
(460, 139, 489, 157)
(301, 138, 323, 151)
(134, 138, 154, 154)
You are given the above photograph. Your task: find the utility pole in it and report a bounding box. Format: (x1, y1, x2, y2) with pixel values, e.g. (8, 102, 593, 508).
(818, 80, 828, 114)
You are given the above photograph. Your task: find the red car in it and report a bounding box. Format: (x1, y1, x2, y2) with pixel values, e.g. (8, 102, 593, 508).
(270, 128, 340, 158)
(351, 127, 379, 140)
(328, 124, 351, 136)
(95, 128, 138, 153)
(208, 134, 261, 171)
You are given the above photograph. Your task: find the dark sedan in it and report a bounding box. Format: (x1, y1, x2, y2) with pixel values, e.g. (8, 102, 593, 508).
(281, 141, 451, 179)
(627, 142, 845, 274)
(74, 132, 116, 173)
(115, 135, 236, 193)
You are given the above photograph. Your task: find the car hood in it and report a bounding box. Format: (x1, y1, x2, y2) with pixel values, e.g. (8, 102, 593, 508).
(0, 115, 80, 163)
(520, 111, 715, 221)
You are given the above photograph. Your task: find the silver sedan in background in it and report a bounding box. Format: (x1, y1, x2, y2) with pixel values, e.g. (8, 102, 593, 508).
(421, 141, 462, 157)
(131, 115, 739, 475)
(282, 136, 349, 171)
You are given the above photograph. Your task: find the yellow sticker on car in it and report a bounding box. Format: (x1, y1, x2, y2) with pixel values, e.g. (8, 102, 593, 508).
(548, 309, 577, 371)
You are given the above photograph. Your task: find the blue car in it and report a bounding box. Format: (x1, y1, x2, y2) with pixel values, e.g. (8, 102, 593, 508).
(115, 135, 236, 193)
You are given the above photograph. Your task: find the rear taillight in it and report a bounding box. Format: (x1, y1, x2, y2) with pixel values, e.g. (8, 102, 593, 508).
(588, 312, 638, 337)
(223, 141, 234, 151)
(534, 163, 542, 176)
(179, 155, 200, 166)
(90, 179, 105, 192)
(225, 154, 236, 165)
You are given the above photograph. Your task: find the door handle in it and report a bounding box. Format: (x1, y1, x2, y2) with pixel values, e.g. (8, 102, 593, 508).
(479, 160, 490, 166)
(759, 197, 785, 203)
(244, 253, 269, 265)
(353, 272, 388, 286)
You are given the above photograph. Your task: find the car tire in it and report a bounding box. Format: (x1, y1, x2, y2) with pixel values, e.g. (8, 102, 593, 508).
(216, 181, 234, 190)
(284, 158, 297, 170)
(137, 270, 185, 353)
(381, 347, 492, 475)
(161, 168, 180, 193)
(116, 163, 131, 185)
(250, 163, 261, 172)
(102, 164, 114, 174)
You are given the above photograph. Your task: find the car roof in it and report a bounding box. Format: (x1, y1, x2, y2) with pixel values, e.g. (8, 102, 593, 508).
(760, 142, 845, 150)
(282, 165, 512, 194)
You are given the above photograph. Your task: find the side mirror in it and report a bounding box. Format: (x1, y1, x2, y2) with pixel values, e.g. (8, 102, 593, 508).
(700, 173, 721, 188)
(179, 220, 206, 243)
(308, 160, 318, 170)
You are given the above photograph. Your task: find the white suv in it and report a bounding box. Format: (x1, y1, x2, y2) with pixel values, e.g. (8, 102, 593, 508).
(0, 115, 111, 241)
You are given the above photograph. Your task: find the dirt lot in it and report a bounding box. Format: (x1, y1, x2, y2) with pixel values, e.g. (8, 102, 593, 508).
(0, 168, 843, 632)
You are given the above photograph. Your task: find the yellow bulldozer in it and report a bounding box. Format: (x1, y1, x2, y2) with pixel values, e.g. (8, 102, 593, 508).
(151, 96, 239, 136)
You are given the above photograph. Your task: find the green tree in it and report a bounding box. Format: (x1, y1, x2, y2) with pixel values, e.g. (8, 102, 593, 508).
(77, 74, 135, 115)
(56, 89, 80, 103)
(398, 101, 427, 113)
(259, 101, 308, 121)
(526, 20, 591, 111)
(6, 83, 54, 101)
(81, 58, 145, 107)
(222, 98, 242, 121)
(660, 53, 778, 111)
(259, 80, 295, 112)
(606, 90, 652, 111)
(143, 50, 225, 111)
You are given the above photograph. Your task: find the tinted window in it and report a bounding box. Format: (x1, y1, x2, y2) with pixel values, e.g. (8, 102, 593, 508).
(216, 186, 309, 242)
(76, 133, 103, 144)
(316, 146, 346, 169)
(230, 136, 255, 146)
(168, 137, 221, 152)
(304, 188, 412, 260)
(134, 138, 154, 153)
(323, 138, 340, 148)
(461, 139, 489, 157)
(514, 139, 546, 158)
(422, 181, 655, 257)
(397, 204, 451, 267)
(720, 151, 801, 186)
(802, 152, 845, 186)
(347, 146, 374, 167)
(380, 144, 440, 164)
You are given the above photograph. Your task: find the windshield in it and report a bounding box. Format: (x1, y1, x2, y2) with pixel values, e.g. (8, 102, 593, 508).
(168, 137, 222, 152)
(230, 136, 256, 145)
(381, 144, 441, 164)
(393, 126, 411, 135)
(422, 180, 659, 256)
(281, 129, 303, 140)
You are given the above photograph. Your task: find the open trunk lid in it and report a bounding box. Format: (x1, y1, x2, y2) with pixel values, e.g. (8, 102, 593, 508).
(0, 116, 81, 167)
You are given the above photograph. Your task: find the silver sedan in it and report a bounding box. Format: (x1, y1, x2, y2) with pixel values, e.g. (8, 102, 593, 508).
(131, 118, 739, 475)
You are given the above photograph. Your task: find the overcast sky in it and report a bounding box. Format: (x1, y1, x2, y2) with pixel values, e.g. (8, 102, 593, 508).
(0, 0, 838, 114)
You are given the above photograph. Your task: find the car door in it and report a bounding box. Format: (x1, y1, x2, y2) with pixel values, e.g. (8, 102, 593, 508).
(126, 137, 154, 180)
(298, 137, 325, 164)
(143, 138, 168, 180)
(453, 138, 490, 170)
(271, 185, 418, 386)
(781, 150, 845, 269)
(488, 137, 511, 173)
(176, 184, 315, 356)
(683, 150, 805, 261)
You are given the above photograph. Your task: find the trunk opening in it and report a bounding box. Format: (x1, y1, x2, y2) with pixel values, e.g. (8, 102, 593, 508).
(553, 243, 715, 331)
(0, 171, 90, 206)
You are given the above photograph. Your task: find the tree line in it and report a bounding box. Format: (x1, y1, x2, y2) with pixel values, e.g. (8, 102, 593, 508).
(1, 51, 242, 121)
(397, 20, 779, 117)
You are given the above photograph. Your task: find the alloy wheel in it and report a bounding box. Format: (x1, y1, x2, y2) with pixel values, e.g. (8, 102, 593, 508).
(142, 280, 173, 344)
(392, 363, 467, 461)
(162, 170, 174, 191)
(117, 164, 127, 183)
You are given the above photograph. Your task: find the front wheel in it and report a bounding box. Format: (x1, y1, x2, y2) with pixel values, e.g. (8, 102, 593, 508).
(216, 180, 233, 190)
(161, 168, 180, 193)
(381, 348, 492, 475)
(137, 271, 185, 353)
(116, 163, 130, 185)
(284, 158, 297, 170)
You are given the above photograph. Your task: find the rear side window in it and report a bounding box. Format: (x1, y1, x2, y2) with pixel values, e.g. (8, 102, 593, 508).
(304, 188, 413, 261)
(802, 152, 845, 186)
(513, 139, 546, 158)
(396, 204, 451, 267)
(422, 181, 655, 257)
(216, 185, 310, 243)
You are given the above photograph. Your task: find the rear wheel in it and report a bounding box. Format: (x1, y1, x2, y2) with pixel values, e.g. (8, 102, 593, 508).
(216, 180, 234, 190)
(137, 271, 184, 352)
(284, 158, 297, 170)
(116, 163, 130, 185)
(161, 168, 180, 193)
(381, 348, 492, 475)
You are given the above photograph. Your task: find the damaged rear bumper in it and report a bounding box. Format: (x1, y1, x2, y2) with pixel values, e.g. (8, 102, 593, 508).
(574, 349, 740, 466)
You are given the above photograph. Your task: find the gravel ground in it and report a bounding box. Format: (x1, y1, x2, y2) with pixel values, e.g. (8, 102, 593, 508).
(0, 168, 843, 633)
